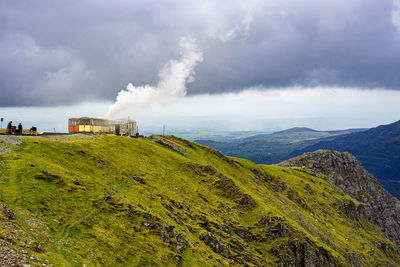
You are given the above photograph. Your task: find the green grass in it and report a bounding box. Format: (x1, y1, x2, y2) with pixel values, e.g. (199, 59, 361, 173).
(0, 134, 398, 266)
(0, 128, 30, 134)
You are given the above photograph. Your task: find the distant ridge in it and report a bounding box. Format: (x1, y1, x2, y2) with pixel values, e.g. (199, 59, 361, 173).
(243, 127, 368, 142)
(326, 128, 369, 135)
(273, 127, 318, 134)
(273, 127, 368, 135)
(196, 126, 369, 167)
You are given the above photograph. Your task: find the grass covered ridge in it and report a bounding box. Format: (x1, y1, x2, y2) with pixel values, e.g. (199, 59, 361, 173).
(0, 134, 398, 266)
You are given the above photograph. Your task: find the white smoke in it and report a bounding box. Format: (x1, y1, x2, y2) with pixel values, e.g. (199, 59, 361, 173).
(106, 36, 203, 118)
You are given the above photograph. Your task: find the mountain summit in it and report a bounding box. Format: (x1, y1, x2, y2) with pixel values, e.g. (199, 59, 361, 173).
(273, 127, 318, 134)
(0, 134, 398, 265)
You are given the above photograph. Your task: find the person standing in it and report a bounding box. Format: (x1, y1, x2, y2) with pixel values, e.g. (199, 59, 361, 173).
(6, 121, 12, 135)
(17, 123, 23, 135)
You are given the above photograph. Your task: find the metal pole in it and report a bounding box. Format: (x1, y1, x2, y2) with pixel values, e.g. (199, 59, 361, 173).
(163, 124, 165, 136)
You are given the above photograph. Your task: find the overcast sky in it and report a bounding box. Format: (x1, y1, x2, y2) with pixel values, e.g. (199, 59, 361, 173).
(1, 0, 400, 106)
(1, 0, 400, 131)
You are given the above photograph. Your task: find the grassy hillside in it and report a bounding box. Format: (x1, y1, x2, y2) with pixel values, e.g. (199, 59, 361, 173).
(0, 134, 398, 266)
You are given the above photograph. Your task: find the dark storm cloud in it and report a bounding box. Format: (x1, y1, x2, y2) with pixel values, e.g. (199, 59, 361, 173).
(1, 0, 400, 106)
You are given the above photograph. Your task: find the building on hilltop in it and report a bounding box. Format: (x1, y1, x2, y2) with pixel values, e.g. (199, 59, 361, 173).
(68, 117, 137, 136)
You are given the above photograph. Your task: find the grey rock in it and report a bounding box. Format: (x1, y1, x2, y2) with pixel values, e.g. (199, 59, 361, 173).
(142, 213, 160, 221)
(176, 242, 186, 252)
(213, 178, 257, 208)
(0, 205, 16, 220)
(257, 215, 289, 238)
(0, 136, 23, 146)
(199, 232, 230, 258)
(155, 139, 186, 155)
(132, 176, 146, 185)
(173, 254, 182, 263)
(281, 150, 400, 247)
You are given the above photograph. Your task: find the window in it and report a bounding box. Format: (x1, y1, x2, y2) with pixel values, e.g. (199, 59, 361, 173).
(69, 119, 78, 126)
(79, 119, 90, 125)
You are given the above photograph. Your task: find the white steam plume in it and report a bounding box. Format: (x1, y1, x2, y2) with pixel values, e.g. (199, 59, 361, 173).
(106, 36, 203, 119)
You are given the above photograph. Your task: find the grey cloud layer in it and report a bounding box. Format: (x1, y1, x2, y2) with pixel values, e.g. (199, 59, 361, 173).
(1, 0, 400, 106)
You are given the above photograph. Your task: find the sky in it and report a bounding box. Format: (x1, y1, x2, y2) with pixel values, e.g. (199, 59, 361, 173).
(1, 0, 400, 132)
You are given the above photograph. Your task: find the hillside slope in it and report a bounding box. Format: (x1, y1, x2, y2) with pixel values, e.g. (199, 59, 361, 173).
(290, 120, 400, 198)
(0, 134, 399, 266)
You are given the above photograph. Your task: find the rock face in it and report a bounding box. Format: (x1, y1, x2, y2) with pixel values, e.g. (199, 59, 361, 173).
(281, 150, 400, 246)
(289, 120, 400, 199)
(213, 178, 257, 208)
(199, 232, 230, 258)
(0, 205, 16, 220)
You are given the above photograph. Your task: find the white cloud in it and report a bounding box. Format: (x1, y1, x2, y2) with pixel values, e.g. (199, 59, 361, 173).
(1, 0, 400, 106)
(218, 13, 254, 42)
(392, 0, 400, 33)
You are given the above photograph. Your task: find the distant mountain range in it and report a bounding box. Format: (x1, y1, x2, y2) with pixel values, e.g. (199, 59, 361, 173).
(196, 121, 400, 199)
(274, 127, 367, 135)
(196, 127, 368, 167)
(242, 127, 367, 143)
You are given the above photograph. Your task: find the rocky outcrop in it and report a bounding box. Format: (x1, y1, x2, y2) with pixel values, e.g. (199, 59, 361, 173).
(152, 137, 187, 155)
(269, 238, 337, 267)
(288, 120, 400, 199)
(0, 135, 22, 154)
(132, 176, 146, 185)
(213, 178, 257, 208)
(281, 150, 400, 246)
(199, 232, 230, 258)
(186, 163, 257, 208)
(0, 204, 49, 266)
